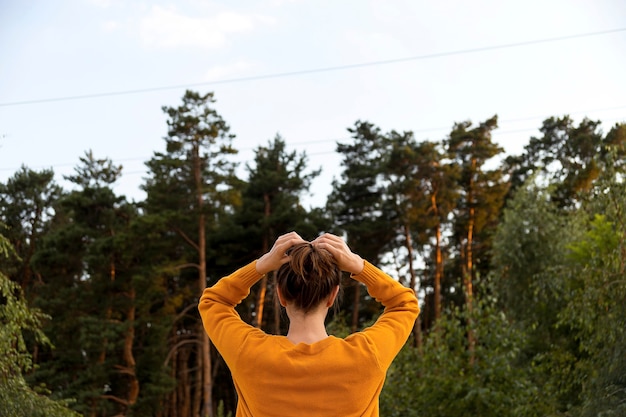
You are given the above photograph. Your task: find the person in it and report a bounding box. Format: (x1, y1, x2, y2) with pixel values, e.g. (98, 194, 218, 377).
(198, 232, 419, 417)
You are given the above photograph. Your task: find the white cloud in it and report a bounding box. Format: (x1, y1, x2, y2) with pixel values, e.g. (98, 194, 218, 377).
(267, 0, 300, 6)
(102, 20, 119, 32)
(87, 0, 112, 7)
(139, 5, 275, 49)
(86, 0, 123, 8)
(204, 60, 258, 81)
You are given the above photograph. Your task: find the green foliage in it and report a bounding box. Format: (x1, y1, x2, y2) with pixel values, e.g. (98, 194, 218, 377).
(381, 283, 546, 417)
(0, 166, 62, 297)
(445, 115, 508, 286)
(0, 232, 47, 374)
(232, 136, 326, 333)
(144, 89, 239, 217)
(0, 231, 80, 417)
(327, 120, 395, 261)
(2, 96, 624, 417)
(491, 177, 581, 329)
(0, 377, 81, 417)
(491, 177, 586, 413)
(64, 150, 122, 188)
(142, 89, 244, 416)
(491, 156, 626, 416)
(558, 165, 626, 416)
(237, 135, 323, 251)
(216, 400, 233, 417)
(326, 121, 399, 330)
(504, 116, 608, 208)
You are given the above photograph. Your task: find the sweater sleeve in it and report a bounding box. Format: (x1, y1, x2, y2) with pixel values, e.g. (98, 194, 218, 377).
(351, 260, 420, 370)
(198, 261, 264, 368)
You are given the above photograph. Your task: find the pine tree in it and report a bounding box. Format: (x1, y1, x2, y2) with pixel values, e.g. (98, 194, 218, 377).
(0, 166, 61, 295)
(445, 115, 507, 362)
(28, 151, 144, 416)
(143, 90, 238, 417)
(504, 116, 609, 207)
(386, 138, 459, 328)
(327, 121, 395, 331)
(236, 135, 322, 332)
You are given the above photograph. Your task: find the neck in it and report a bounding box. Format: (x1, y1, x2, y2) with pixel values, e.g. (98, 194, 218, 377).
(285, 306, 329, 345)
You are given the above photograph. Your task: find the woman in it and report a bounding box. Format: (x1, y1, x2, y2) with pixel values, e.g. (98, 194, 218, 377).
(199, 232, 419, 417)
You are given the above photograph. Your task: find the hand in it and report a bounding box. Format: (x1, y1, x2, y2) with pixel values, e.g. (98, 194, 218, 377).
(312, 233, 364, 275)
(256, 232, 308, 275)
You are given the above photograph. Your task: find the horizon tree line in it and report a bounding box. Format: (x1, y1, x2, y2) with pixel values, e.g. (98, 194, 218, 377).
(1, 89, 625, 417)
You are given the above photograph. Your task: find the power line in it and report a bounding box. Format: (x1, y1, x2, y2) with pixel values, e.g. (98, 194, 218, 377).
(4, 103, 624, 173)
(3, 114, 624, 176)
(1, 27, 625, 108)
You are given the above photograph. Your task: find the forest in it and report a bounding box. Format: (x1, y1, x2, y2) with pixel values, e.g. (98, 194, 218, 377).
(1, 89, 625, 417)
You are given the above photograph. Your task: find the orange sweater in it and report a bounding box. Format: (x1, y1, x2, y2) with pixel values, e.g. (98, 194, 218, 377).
(198, 260, 419, 417)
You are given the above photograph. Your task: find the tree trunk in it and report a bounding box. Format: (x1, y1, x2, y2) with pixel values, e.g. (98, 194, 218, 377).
(122, 288, 139, 407)
(403, 223, 421, 349)
(255, 194, 272, 329)
(169, 347, 177, 417)
(178, 347, 191, 417)
(93, 257, 115, 416)
(255, 276, 268, 328)
(431, 194, 443, 323)
(465, 157, 476, 365)
(194, 142, 212, 417)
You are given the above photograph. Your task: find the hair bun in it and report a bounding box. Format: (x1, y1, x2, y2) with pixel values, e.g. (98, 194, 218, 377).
(276, 243, 342, 313)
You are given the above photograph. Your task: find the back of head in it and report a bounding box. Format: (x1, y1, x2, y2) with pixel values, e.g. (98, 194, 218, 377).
(276, 243, 341, 313)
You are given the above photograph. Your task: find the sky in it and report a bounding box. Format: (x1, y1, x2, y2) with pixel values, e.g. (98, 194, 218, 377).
(1, 0, 625, 208)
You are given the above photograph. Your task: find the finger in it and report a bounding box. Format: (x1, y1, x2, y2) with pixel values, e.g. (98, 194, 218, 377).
(313, 240, 342, 255)
(315, 234, 344, 249)
(275, 235, 306, 253)
(319, 234, 346, 249)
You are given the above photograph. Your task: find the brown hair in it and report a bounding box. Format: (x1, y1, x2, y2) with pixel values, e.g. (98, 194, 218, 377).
(276, 243, 342, 313)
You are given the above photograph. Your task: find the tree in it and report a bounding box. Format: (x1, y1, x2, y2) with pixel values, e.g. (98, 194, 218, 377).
(382, 130, 426, 346)
(25, 152, 148, 416)
(385, 137, 459, 328)
(327, 121, 395, 331)
(504, 116, 607, 208)
(446, 115, 507, 362)
(491, 178, 578, 328)
(0, 227, 81, 417)
(236, 135, 322, 332)
(493, 124, 626, 415)
(492, 178, 587, 411)
(143, 90, 238, 417)
(489, 166, 626, 414)
(602, 122, 626, 168)
(559, 155, 626, 416)
(0, 166, 61, 294)
(417, 141, 459, 325)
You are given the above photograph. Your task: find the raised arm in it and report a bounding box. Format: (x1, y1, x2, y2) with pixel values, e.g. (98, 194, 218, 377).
(351, 261, 419, 368)
(198, 232, 307, 367)
(313, 233, 419, 368)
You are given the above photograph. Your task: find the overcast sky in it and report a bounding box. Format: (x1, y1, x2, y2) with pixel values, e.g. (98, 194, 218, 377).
(1, 0, 625, 207)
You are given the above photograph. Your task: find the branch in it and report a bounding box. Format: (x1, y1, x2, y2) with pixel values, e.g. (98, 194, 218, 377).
(174, 302, 199, 324)
(172, 226, 200, 251)
(100, 395, 129, 407)
(113, 364, 136, 376)
(174, 262, 201, 271)
(163, 339, 202, 367)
